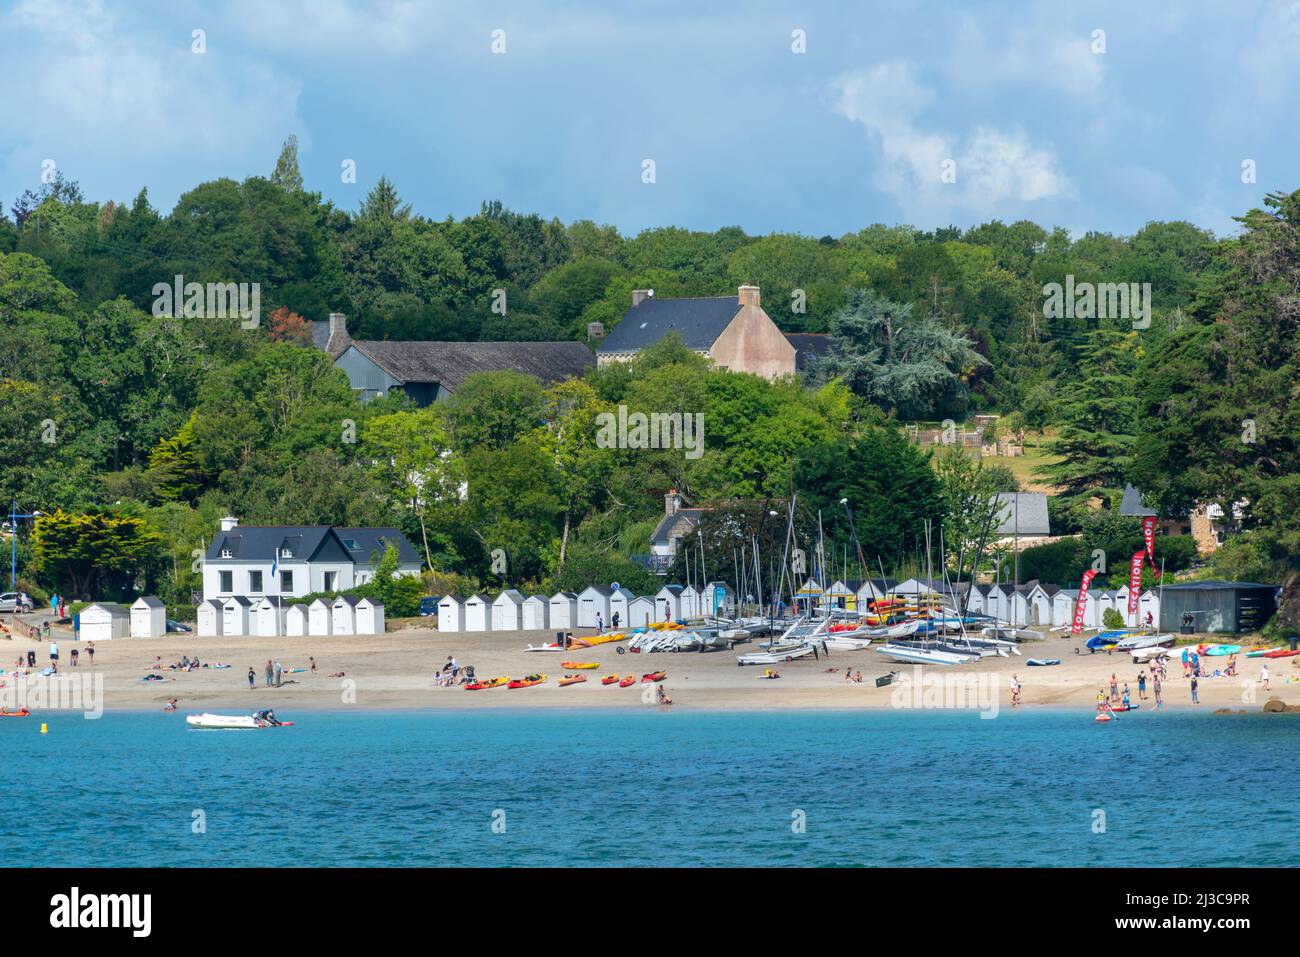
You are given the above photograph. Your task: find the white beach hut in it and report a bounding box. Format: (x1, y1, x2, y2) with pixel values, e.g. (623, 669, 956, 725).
(522, 595, 549, 630)
(1026, 585, 1054, 627)
(130, 596, 167, 638)
(220, 596, 252, 636)
(628, 595, 656, 628)
(703, 581, 736, 616)
(1089, 590, 1115, 628)
(655, 584, 683, 623)
(1139, 588, 1161, 628)
(253, 596, 289, 637)
(286, 603, 309, 636)
(678, 585, 700, 619)
(964, 585, 988, 617)
(608, 586, 635, 628)
(331, 595, 360, 635)
(356, 597, 385, 635)
(492, 589, 526, 631)
(81, 602, 129, 641)
(437, 596, 465, 633)
(856, 580, 886, 611)
(577, 585, 613, 628)
(1051, 589, 1077, 629)
(307, 598, 333, 636)
(548, 592, 577, 630)
(463, 594, 491, 632)
(197, 599, 221, 637)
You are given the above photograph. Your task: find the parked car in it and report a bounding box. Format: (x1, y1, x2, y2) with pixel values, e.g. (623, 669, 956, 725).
(418, 596, 439, 617)
(0, 592, 33, 613)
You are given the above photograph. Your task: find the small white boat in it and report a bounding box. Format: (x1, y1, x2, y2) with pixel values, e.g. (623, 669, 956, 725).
(524, 643, 567, 652)
(186, 712, 293, 730)
(1130, 646, 1174, 661)
(875, 644, 972, 665)
(1114, 632, 1177, 651)
(737, 644, 815, 666)
(820, 635, 873, 651)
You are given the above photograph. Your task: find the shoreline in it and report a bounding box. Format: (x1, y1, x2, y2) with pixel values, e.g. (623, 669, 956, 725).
(3, 624, 1296, 715)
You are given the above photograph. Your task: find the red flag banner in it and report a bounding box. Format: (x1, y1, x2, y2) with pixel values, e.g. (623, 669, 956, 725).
(1072, 569, 1098, 634)
(1142, 516, 1157, 563)
(1127, 551, 1145, 617)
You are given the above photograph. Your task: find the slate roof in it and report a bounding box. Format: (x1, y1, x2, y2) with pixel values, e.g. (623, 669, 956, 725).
(133, 596, 165, 608)
(1119, 483, 1159, 517)
(650, 508, 707, 545)
(207, 525, 418, 564)
(1159, 580, 1278, 590)
(598, 296, 742, 353)
(351, 340, 594, 390)
(992, 493, 1051, 536)
(334, 527, 422, 564)
(785, 333, 833, 371)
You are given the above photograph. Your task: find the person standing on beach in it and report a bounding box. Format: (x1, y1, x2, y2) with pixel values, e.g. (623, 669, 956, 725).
(70, 647, 78, 667)
(309, 656, 316, 674)
(248, 667, 255, 690)
(49, 641, 58, 667)
(86, 640, 94, 667)
(596, 611, 603, 633)
(1190, 673, 1199, 704)
(1122, 684, 1130, 710)
(273, 660, 283, 687)
(265, 660, 273, 687)
(1109, 673, 1118, 703)
(1137, 670, 1147, 701)
(1181, 647, 1190, 677)
(1153, 672, 1162, 710)
(1260, 664, 1270, 691)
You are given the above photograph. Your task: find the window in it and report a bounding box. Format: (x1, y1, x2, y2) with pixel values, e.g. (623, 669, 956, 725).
(281, 570, 294, 592)
(219, 571, 233, 593)
(323, 571, 337, 592)
(342, 539, 360, 550)
(220, 547, 232, 558)
(249, 570, 263, 593)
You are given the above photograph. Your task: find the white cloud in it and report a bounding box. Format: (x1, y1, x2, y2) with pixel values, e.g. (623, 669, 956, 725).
(830, 62, 1073, 221)
(2, 0, 303, 203)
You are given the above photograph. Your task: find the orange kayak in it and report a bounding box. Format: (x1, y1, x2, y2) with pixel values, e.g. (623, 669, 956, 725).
(618, 675, 636, 688)
(558, 674, 587, 687)
(560, 661, 599, 670)
(601, 674, 621, 685)
(641, 672, 667, 683)
(0, 708, 30, 717)
(507, 674, 547, 689)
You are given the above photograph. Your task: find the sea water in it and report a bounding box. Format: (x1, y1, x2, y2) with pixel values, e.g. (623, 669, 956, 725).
(2, 709, 1296, 867)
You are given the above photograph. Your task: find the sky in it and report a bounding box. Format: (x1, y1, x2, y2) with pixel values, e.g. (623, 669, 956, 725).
(1, 0, 1296, 239)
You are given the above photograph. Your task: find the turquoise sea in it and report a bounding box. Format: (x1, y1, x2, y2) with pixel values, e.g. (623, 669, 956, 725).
(3, 708, 1296, 867)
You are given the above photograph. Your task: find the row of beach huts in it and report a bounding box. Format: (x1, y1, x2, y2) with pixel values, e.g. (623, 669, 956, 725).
(70, 595, 388, 639)
(436, 583, 735, 633)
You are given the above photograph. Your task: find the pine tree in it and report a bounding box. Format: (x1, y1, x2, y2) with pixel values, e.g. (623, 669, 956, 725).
(271, 134, 304, 192)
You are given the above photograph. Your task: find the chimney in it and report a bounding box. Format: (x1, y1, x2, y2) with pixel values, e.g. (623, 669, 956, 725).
(664, 490, 681, 516)
(738, 284, 760, 308)
(328, 312, 349, 339)
(219, 515, 239, 532)
(631, 289, 654, 308)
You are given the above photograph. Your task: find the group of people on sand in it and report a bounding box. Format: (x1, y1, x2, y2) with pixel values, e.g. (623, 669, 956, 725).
(153, 654, 222, 672)
(245, 657, 318, 689)
(14, 639, 94, 676)
(433, 655, 470, 686)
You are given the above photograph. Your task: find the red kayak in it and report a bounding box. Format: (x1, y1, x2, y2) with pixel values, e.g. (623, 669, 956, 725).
(641, 672, 667, 683)
(0, 709, 30, 717)
(1264, 650, 1299, 658)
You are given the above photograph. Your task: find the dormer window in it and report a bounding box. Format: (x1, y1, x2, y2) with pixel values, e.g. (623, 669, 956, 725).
(282, 548, 293, 558)
(220, 547, 232, 558)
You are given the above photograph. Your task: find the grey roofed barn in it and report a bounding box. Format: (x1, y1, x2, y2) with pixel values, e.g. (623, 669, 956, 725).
(991, 493, 1051, 536)
(351, 340, 594, 391)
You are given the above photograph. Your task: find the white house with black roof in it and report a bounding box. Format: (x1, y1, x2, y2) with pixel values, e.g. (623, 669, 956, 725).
(202, 517, 422, 602)
(597, 285, 797, 379)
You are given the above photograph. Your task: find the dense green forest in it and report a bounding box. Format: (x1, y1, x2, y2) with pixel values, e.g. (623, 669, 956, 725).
(1, 140, 1296, 631)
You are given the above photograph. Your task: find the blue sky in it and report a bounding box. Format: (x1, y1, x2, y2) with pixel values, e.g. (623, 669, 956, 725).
(1, 0, 1295, 238)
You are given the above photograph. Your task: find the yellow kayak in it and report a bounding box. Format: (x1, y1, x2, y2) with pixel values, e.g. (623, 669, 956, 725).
(561, 661, 599, 670)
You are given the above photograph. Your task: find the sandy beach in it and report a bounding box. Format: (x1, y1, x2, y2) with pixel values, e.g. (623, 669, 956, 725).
(4, 616, 1298, 715)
